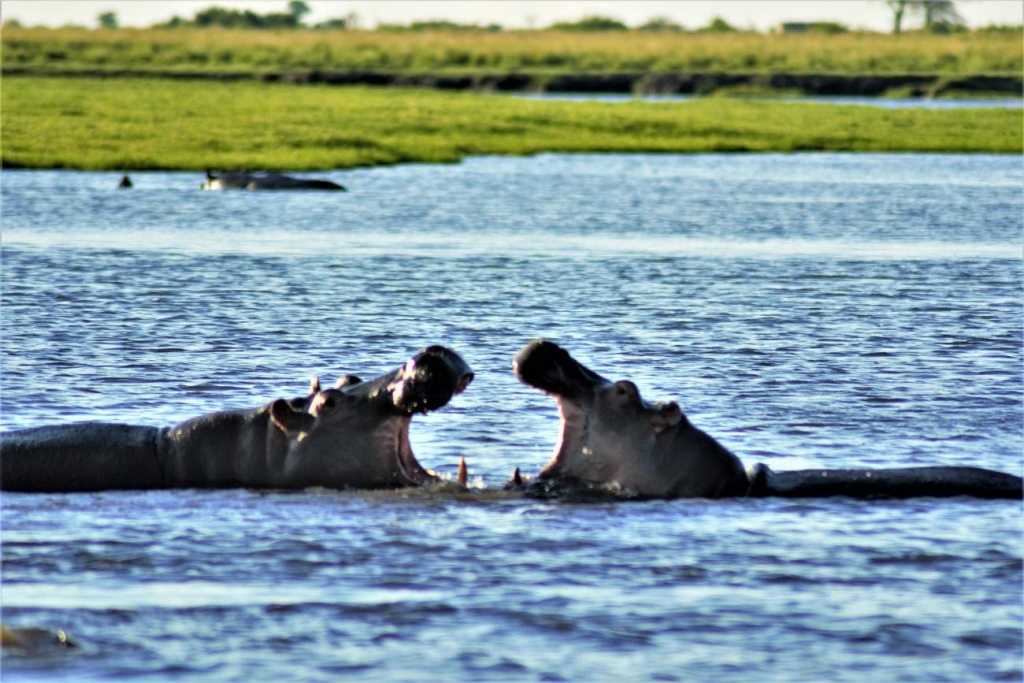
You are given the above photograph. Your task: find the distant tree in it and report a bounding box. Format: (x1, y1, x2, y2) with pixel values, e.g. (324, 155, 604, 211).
(194, 7, 241, 28)
(3, 18, 24, 28)
(191, 6, 299, 29)
(702, 17, 738, 33)
(98, 11, 118, 29)
(260, 11, 302, 28)
(550, 15, 628, 32)
(639, 16, 684, 32)
(922, 0, 963, 29)
(288, 1, 311, 25)
(886, 0, 910, 34)
(315, 18, 349, 29)
(315, 11, 358, 29)
(886, 0, 963, 35)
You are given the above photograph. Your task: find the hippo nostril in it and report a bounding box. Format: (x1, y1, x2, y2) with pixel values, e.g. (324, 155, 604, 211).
(454, 373, 474, 395)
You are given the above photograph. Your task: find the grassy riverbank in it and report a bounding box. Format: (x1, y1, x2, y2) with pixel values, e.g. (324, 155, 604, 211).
(2, 76, 1020, 171)
(4, 27, 1020, 76)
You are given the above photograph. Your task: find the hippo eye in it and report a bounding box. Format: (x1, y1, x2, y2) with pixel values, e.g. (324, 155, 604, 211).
(312, 389, 347, 416)
(611, 381, 639, 403)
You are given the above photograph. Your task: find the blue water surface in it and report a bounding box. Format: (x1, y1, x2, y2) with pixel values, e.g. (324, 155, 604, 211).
(513, 93, 1023, 108)
(1, 153, 1021, 681)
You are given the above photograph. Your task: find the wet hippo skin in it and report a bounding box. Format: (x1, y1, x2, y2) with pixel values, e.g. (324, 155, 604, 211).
(1, 346, 473, 493)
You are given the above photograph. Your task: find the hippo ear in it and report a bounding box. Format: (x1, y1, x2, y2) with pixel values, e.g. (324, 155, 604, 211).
(652, 402, 683, 434)
(269, 398, 315, 436)
(334, 375, 362, 389)
(308, 375, 321, 396)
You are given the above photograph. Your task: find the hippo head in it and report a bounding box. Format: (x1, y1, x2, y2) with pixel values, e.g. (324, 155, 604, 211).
(513, 340, 747, 498)
(271, 346, 473, 490)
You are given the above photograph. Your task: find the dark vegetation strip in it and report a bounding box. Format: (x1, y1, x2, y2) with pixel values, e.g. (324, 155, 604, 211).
(3, 77, 1019, 171)
(3, 66, 1020, 98)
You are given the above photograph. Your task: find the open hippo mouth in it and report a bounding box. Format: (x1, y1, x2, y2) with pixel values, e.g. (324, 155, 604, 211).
(315, 345, 473, 486)
(513, 339, 609, 480)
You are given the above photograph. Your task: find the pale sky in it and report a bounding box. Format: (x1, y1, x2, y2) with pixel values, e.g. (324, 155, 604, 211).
(3, 1, 1022, 32)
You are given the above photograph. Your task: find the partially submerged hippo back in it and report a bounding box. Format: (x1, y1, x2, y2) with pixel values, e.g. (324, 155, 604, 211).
(513, 340, 748, 499)
(1, 623, 76, 652)
(2, 423, 165, 492)
(201, 170, 346, 191)
(1, 346, 472, 493)
(747, 463, 1023, 500)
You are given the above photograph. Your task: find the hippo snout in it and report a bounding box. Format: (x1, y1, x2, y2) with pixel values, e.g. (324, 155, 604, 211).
(390, 347, 473, 414)
(513, 339, 607, 398)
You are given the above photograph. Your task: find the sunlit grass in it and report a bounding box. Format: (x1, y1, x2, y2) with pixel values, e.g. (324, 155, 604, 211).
(2, 77, 1019, 170)
(3, 27, 1021, 75)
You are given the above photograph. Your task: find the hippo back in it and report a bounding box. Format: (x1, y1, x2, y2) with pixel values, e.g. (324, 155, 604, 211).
(1, 423, 164, 492)
(747, 464, 1024, 500)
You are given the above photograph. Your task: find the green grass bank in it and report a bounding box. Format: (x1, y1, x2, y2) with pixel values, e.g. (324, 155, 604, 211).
(2, 77, 1020, 171)
(5, 27, 1021, 76)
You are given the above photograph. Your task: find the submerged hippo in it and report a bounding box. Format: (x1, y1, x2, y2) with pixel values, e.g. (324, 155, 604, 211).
(512, 340, 1023, 500)
(1, 346, 472, 493)
(201, 170, 346, 191)
(0, 623, 76, 652)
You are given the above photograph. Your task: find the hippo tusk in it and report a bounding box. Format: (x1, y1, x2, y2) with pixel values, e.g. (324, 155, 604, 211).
(457, 457, 468, 487)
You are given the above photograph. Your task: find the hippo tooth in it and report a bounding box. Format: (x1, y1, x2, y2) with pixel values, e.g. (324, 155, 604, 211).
(457, 457, 468, 487)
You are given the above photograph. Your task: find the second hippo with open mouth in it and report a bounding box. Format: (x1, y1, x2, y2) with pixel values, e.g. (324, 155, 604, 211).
(511, 339, 1023, 500)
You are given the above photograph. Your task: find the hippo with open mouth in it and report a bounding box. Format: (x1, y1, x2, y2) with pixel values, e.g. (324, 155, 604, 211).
(1, 346, 472, 493)
(512, 340, 1023, 500)
(201, 170, 346, 191)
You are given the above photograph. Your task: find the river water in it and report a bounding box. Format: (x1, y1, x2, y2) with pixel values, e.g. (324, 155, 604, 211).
(514, 93, 1024, 108)
(1, 154, 1021, 681)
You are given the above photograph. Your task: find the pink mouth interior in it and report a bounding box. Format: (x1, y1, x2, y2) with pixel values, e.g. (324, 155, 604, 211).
(538, 396, 587, 477)
(395, 417, 439, 485)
